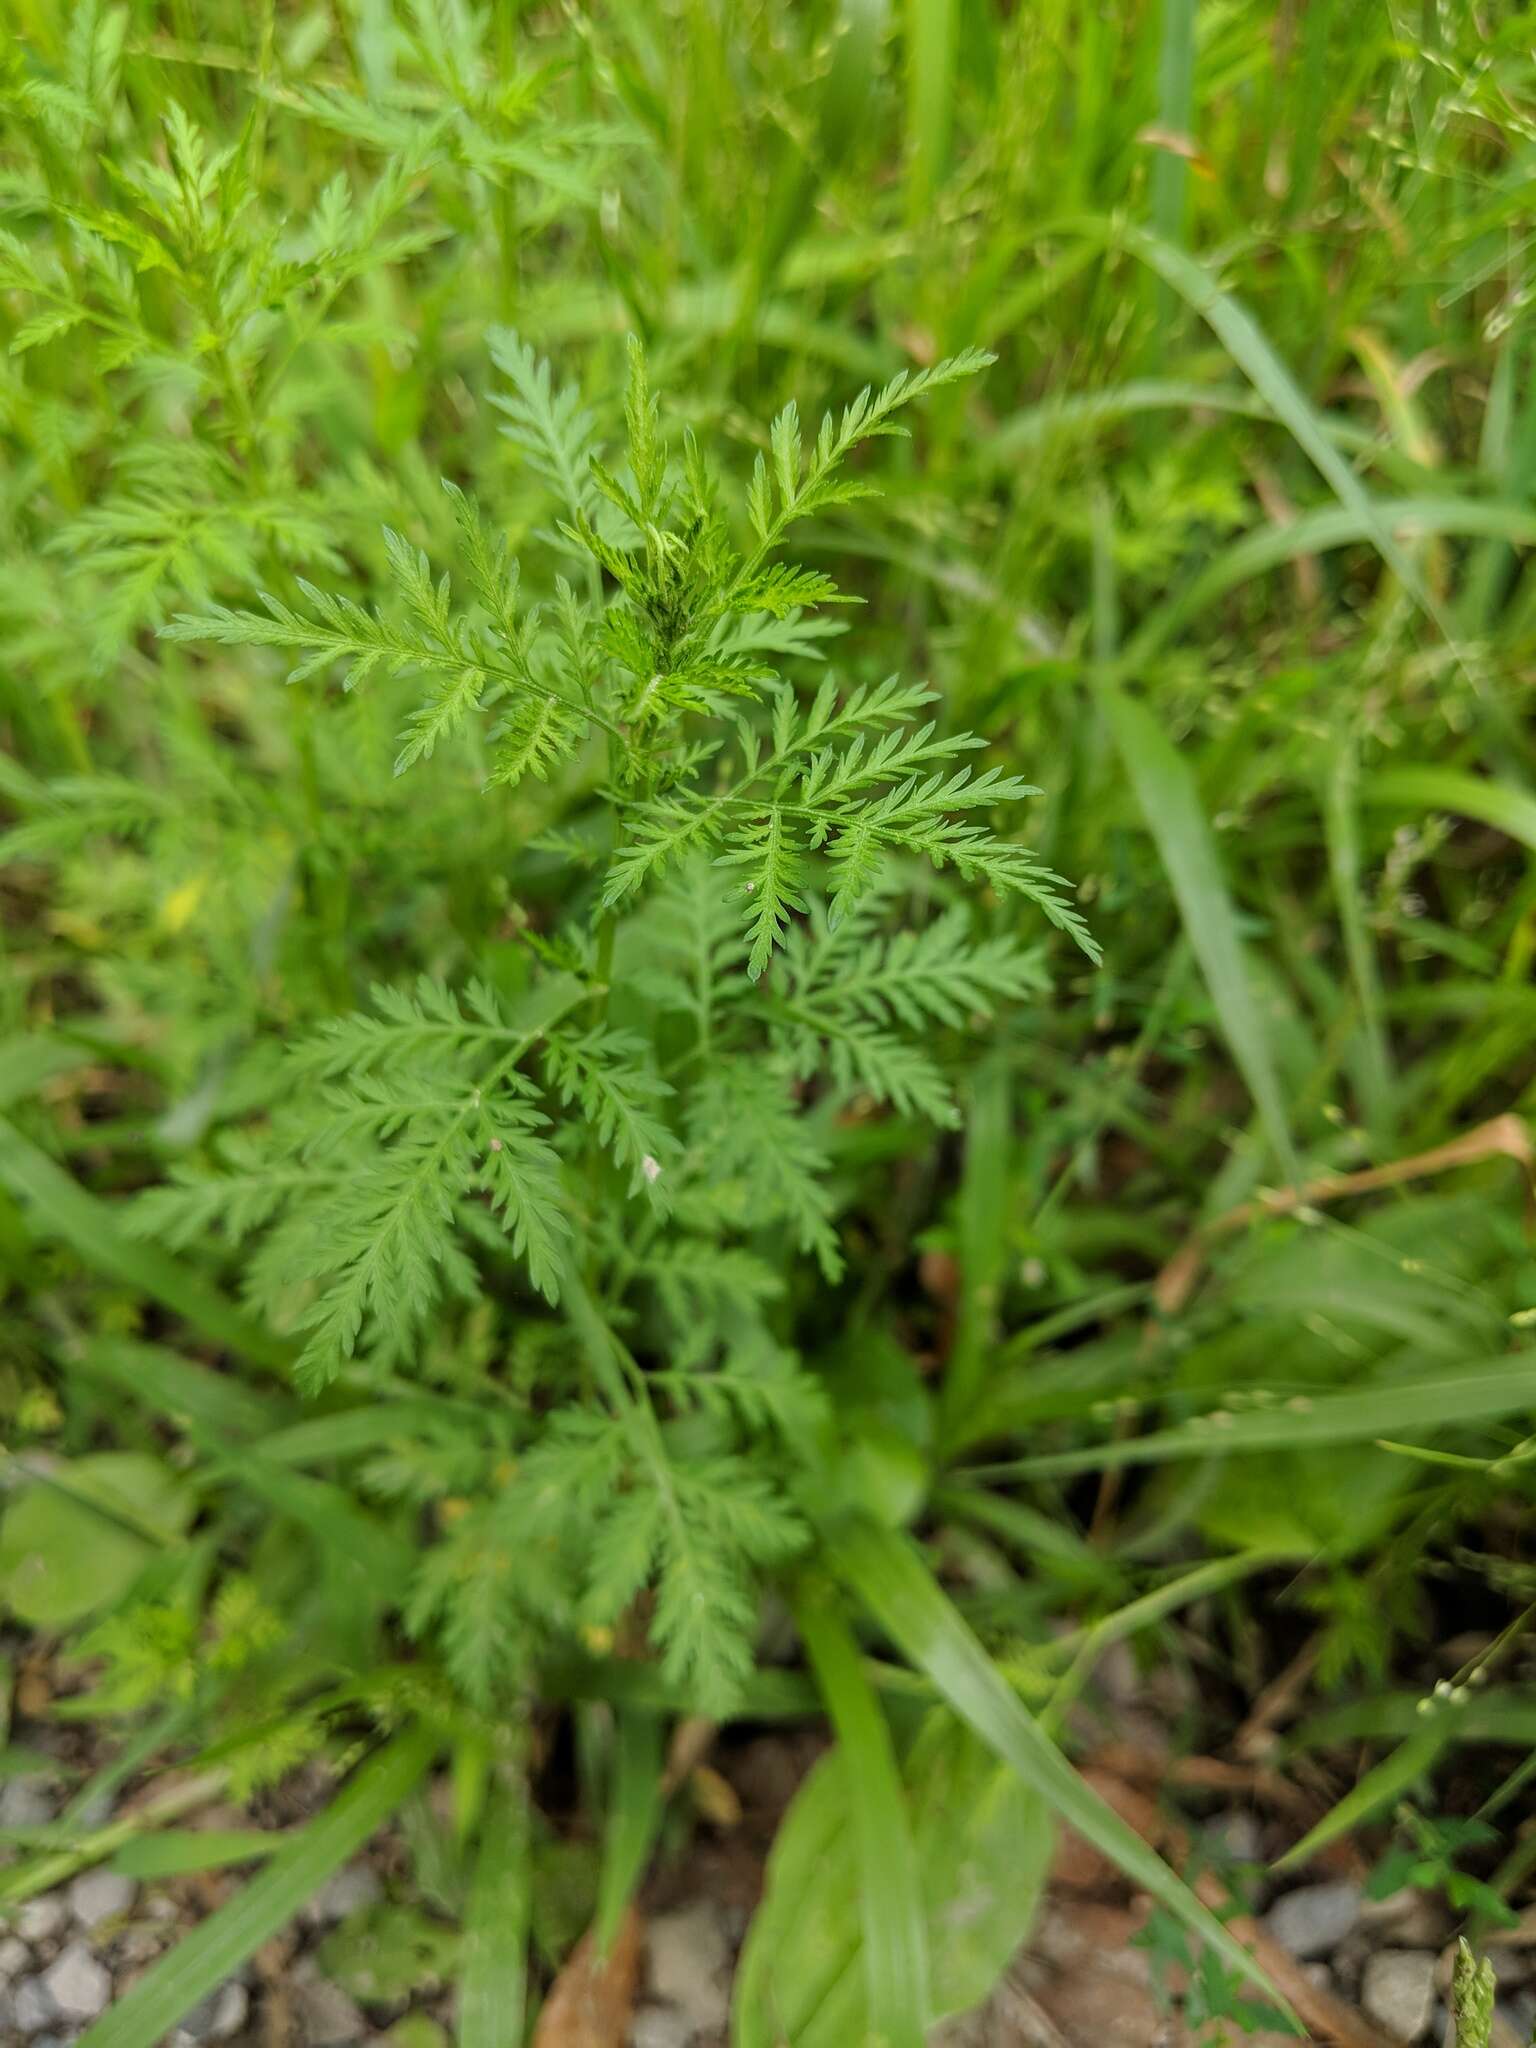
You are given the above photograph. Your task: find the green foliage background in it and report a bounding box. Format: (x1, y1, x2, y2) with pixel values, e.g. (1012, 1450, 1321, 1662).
(2, 2, 1535, 2043)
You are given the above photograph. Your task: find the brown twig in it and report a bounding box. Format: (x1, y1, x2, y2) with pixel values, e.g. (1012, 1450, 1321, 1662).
(1234, 1633, 1325, 1761)
(1154, 1113, 1534, 1316)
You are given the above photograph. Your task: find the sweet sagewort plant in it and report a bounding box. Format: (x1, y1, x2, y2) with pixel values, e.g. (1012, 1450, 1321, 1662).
(144, 340, 1093, 1713)
(22, 341, 1279, 2048)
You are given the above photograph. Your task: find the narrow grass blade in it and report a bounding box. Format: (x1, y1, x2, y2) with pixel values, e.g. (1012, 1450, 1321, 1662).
(982, 381, 1384, 471)
(1323, 735, 1394, 1134)
(548, 1656, 821, 1720)
(987, 1352, 1536, 1479)
(904, 0, 956, 221)
(111, 1830, 285, 1878)
(460, 1783, 531, 2048)
(0, 1035, 91, 1111)
(755, 0, 889, 294)
(1126, 498, 1536, 666)
(1114, 222, 1434, 614)
(828, 1518, 1289, 2017)
(1367, 766, 1536, 855)
(77, 1724, 437, 2048)
(940, 1058, 1012, 1447)
(1292, 1690, 1536, 1753)
(595, 1711, 663, 1953)
(1282, 0, 1336, 217)
(76, 1338, 288, 1440)
(793, 1575, 930, 2048)
(1275, 1724, 1451, 1871)
(1102, 687, 1298, 1182)
(0, 1120, 290, 1373)
(195, 1453, 415, 1588)
(1149, 0, 1196, 347)
(256, 1403, 467, 1466)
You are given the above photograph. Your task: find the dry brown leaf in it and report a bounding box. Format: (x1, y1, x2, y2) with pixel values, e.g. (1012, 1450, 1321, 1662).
(532, 1905, 642, 2048)
(689, 1763, 743, 1828)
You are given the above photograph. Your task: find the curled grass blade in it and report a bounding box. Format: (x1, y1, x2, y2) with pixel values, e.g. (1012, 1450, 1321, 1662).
(827, 1517, 1290, 2020)
(1366, 765, 1536, 855)
(1112, 222, 1441, 626)
(1125, 498, 1536, 667)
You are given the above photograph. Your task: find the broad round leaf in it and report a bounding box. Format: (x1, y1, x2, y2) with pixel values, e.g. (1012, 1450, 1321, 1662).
(0, 1455, 195, 1627)
(732, 1711, 1052, 2046)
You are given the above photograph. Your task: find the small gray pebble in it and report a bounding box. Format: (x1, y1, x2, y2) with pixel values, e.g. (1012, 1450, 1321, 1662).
(13, 1976, 59, 2035)
(301, 1861, 383, 1927)
(295, 1976, 367, 2046)
(67, 1867, 137, 1930)
(0, 1935, 32, 1984)
(17, 1896, 68, 1944)
(211, 1979, 249, 2039)
(42, 1943, 112, 2023)
(0, 1780, 55, 1830)
(1205, 1808, 1262, 1864)
(1361, 1949, 1437, 2044)
(170, 1978, 249, 2045)
(630, 2007, 696, 2048)
(1359, 1886, 1449, 1947)
(1264, 1880, 1362, 1959)
(644, 1901, 730, 2030)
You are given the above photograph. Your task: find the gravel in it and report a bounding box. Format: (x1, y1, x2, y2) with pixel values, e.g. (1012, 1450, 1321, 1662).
(1264, 1880, 1363, 1960)
(644, 1901, 730, 2033)
(294, 1973, 368, 2046)
(171, 1978, 250, 2045)
(16, 1895, 68, 1944)
(302, 1862, 383, 1928)
(0, 1935, 32, 1984)
(0, 1780, 56, 1830)
(630, 2006, 697, 2048)
(42, 1942, 113, 2023)
(67, 1868, 137, 1930)
(1205, 1808, 1263, 1864)
(13, 1975, 59, 2034)
(1360, 1949, 1438, 2043)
